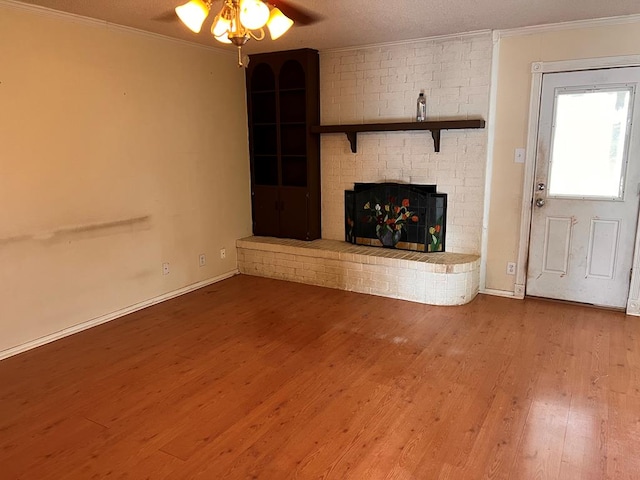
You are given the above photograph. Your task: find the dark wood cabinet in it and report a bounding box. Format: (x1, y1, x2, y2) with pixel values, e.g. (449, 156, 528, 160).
(246, 48, 320, 240)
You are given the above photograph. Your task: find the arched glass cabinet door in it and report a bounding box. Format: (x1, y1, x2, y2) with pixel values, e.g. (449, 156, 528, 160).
(250, 63, 278, 186)
(279, 60, 307, 187)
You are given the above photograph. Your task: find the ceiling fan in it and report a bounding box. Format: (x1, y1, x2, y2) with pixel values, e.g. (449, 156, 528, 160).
(172, 0, 321, 66)
(267, 0, 321, 26)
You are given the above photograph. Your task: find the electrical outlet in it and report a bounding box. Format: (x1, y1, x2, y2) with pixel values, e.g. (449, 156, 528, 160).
(220, 248, 226, 260)
(162, 262, 170, 275)
(199, 254, 206, 267)
(506, 262, 516, 275)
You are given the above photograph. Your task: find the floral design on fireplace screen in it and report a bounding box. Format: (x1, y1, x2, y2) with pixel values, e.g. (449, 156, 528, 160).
(345, 183, 447, 253)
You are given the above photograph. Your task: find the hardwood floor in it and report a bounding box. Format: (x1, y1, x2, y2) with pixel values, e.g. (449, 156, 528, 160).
(1, 274, 639, 479)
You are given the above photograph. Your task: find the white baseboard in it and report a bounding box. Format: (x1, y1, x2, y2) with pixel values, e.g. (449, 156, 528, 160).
(480, 287, 520, 298)
(0, 269, 239, 361)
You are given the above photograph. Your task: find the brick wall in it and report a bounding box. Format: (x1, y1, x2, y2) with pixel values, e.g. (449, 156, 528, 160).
(319, 33, 492, 254)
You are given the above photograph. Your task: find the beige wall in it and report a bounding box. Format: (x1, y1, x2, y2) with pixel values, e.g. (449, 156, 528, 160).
(486, 20, 640, 292)
(0, 4, 252, 354)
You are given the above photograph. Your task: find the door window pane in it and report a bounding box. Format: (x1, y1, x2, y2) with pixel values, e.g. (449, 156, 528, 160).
(548, 87, 632, 199)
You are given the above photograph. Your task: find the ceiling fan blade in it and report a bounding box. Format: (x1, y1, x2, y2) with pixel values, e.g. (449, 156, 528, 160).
(269, 0, 322, 26)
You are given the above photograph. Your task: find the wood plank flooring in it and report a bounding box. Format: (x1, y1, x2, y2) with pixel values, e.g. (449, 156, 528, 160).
(1, 274, 639, 479)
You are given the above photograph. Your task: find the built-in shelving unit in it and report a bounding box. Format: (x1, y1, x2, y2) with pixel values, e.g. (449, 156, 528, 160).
(247, 48, 321, 240)
(310, 119, 485, 153)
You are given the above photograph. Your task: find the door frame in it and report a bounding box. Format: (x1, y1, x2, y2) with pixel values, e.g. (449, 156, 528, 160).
(516, 55, 640, 315)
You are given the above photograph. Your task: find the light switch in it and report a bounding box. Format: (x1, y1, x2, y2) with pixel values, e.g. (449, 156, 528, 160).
(514, 148, 525, 164)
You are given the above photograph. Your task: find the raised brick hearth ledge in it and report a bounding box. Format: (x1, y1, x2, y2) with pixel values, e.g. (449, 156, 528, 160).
(237, 236, 480, 306)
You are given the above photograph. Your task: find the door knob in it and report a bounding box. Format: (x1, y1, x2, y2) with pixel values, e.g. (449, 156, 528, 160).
(536, 198, 545, 207)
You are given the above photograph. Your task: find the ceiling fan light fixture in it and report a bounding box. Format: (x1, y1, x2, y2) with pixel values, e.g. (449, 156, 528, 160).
(212, 20, 232, 43)
(267, 7, 293, 40)
(239, 0, 270, 30)
(175, 0, 210, 33)
(211, 6, 233, 43)
(175, 0, 305, 67)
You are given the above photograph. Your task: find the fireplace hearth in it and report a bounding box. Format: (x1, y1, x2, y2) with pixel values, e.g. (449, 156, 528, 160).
(345, 183, 447, 252)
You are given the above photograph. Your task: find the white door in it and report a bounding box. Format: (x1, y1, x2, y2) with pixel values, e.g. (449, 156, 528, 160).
(527, 67, 640, 308)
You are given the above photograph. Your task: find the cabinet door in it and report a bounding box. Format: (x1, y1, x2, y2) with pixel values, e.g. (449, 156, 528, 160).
(252, 186, 280, 237)
(279, 187, 309, 239)
(279, 60, 308, 189)
(249, 64, 278, 187)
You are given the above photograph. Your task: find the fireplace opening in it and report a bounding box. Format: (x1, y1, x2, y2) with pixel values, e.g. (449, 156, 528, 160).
(345, 183, 447, 252)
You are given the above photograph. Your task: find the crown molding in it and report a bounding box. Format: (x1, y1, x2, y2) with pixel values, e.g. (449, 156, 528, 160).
(1, 0, 106, 26)
(496, 13, 640, 39)
(320, 12, 640, 55)
(0, 0, 235, 58)
(321, 29, 492, 54)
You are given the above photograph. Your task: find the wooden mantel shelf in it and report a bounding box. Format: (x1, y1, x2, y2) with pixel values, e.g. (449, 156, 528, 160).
(310, 119, 485, 153)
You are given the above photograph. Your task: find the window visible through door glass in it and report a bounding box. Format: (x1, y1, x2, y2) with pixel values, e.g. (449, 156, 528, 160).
(548, 87, 632, 199)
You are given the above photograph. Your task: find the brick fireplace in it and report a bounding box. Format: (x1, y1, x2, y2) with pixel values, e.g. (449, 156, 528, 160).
(237, 33, 490, 306)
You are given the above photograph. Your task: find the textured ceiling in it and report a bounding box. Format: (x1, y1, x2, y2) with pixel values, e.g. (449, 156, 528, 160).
(14, 0, 640, 54)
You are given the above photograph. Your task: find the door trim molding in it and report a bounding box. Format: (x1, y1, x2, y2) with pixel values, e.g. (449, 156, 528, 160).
(479, 30, 502, 293)
(518, 55, 640, 313)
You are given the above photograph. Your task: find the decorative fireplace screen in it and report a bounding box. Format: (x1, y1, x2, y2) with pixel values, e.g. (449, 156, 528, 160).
(345, 183, 447, 252)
